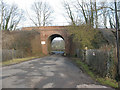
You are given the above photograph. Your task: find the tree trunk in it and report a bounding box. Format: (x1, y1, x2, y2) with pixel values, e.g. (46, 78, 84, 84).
(95, 1, 98, 28)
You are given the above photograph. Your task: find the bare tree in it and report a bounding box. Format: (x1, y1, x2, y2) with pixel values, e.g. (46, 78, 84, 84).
(75, 0, 89, 25)
(89, 0, 94, 27)
(75, 0, 115, 28)
(30, 1, 54, 26)
(74, 0, 96, 27)
(62, 0, 97, 27)
(0, 0, 24, 30)
(117, 1, 120, 29)
(63, 0, 76, 25)
(99, 2, 108, 28)
(0, 0, 5, 30)
(43, 2, 54, 26)
(105, 1, 120, 29)
(94, 0, 98, 28)
(62, 0, 119, 28)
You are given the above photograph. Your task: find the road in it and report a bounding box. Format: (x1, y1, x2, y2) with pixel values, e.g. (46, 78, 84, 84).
(1, 55, 114, 89)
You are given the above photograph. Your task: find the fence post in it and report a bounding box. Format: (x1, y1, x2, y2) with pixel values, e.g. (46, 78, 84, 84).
(12, 49, 14, 60)
(106, 51, 110, 78)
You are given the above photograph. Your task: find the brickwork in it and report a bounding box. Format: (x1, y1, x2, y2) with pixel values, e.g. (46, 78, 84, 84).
(22, 26, 71, 55)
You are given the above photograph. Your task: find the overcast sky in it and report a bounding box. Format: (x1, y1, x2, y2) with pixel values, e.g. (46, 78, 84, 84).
(4, 0, 116, 28)
(4, 0, 69, 28)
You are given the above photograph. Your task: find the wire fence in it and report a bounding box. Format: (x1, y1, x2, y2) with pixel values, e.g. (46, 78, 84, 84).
(85, 49, 109, 76)
(76, 48, 117, 78)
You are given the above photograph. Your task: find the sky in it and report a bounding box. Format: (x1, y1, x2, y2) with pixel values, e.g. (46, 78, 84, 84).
(4, 0, 117, 28)
(4, 0, 69, 28)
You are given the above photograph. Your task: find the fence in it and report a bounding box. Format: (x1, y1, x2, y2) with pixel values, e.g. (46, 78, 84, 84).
(76, 48, 116, 78)
(2, 49, 24, 62)
(86, 49, 109, 76)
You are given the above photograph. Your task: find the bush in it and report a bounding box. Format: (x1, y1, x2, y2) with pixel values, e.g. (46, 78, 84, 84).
(2, 30, 41, 57)
(67, 25, 107, 49)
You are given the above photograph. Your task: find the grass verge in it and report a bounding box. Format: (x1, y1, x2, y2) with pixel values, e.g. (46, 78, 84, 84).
(0, 54, 46, 66)
(71, 58, 118, 88)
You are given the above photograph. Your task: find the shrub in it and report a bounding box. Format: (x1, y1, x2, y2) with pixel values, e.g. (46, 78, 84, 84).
(67, 25, 107, 49)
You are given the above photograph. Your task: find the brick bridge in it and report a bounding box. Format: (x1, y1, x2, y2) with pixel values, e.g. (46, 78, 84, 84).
(22, 26, 72, 55)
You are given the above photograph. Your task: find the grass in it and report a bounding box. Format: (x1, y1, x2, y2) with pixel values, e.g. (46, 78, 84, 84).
(71, 58, 118, 88)
(97, 77, 118, 88)
(0, 54, 45, 66)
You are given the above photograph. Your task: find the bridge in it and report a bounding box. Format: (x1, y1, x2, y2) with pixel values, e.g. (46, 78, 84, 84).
(2, 26, 118, 89)
(22, 26, 117, 56)
(22, 26, 72, 55)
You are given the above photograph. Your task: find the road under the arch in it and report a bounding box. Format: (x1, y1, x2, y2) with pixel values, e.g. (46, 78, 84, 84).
(48, 34, 65, 53)
(2, 55, 114, 89)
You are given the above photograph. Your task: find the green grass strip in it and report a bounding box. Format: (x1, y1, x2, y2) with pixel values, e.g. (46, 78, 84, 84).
(96, 77, 118, 88)
(0, 55, 45, 66)
(72, 58, 118, 88)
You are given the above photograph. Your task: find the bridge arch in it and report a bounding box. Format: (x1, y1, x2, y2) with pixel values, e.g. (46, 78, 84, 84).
(22, 26, 71, 55)
(47, 34, 65, 53)
(48, 34, 64, 41)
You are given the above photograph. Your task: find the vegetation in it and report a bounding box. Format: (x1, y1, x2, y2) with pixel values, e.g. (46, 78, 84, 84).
(63, 0, 120, 29)
(68, 25, 107, 49)
(72, 58, 118, 88)
(11, 31, 39, 56)
(1, 54, 45, 66)
(29, 1, 54, 26)
(2, 30, 42, 57)
(51, 39, 65, 51)
(0, 0, 24, 30)
(0, 0, 120, 29)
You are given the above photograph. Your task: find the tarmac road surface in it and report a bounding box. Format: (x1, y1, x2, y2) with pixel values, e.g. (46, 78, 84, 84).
(1, 55, 115, 89)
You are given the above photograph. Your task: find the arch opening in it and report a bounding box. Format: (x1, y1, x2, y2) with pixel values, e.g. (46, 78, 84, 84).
(48, 34, 65, 55)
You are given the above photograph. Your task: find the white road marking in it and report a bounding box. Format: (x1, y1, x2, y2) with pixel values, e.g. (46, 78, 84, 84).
(59, 73, 66, 77)
(43, 83, 54, 88)
(76, 84, 108, 88)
